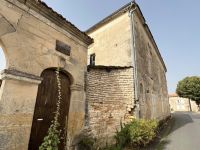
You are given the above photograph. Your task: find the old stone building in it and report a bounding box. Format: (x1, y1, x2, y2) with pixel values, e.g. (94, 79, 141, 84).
(0, 0, 93, 149)
(0, 0, 171, 149)
(169, 93, 199, 112)
(86, 2, 170, 144)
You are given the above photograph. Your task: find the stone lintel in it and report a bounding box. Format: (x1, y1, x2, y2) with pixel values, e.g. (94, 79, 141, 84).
(0, 69, 42, 84)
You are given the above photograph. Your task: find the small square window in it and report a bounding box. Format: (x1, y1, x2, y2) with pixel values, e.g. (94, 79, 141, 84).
(90, 53, 96, 66)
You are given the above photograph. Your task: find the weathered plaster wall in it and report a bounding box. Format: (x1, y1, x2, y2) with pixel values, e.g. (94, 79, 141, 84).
(86, 67, 134, 146)
(87, 10, 170, 120)
(88, 12, 132, 67)
(0, 79, 38, 150)
(169, 95, 199, 112)
(0, 0, 90, 149)
(134, 14, 170, 120)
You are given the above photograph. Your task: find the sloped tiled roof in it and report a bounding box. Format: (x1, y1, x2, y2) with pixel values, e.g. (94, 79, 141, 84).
(17, 0, 93, 45)
(87, 65, 132, 72)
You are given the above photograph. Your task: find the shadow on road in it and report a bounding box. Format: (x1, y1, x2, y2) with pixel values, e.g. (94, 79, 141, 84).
(156, 139, 171, 150)
(169, 112, 193, 134)
(126, 112, 195, 150)
(156, 112, 194, 150)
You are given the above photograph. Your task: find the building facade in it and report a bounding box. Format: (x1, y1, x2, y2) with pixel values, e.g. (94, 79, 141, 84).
(0, 0, 92, 149)
(86, 2, 170, 144)
(169, 94, 199, 112)
(0, 0, 170, 149)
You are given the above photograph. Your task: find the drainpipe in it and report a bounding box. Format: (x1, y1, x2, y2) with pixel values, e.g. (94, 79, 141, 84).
(129, 2, 140, 119)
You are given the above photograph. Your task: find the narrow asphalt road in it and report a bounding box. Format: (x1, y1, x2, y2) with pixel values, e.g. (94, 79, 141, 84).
(159, 112, 200, 150)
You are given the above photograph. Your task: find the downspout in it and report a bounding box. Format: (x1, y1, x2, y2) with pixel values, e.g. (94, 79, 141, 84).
(129, 2, 140, 119)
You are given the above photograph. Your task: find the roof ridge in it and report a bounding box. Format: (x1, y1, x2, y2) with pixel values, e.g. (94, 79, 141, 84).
(17, 0, 93, 45)
(86, 1, 135, 33)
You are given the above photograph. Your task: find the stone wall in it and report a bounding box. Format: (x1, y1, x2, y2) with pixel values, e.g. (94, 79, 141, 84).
(134, 14, 170, 120)
(169, 94, 199, 112)
(86, 67, 134, 145)
(87, 7, 170, 120)
(0, 0, 92, 149)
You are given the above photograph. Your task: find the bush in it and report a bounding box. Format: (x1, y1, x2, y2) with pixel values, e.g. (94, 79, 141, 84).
(78, 119, 158, 150)
(115, 119, 158, 148)
(115, 123, 130, 148)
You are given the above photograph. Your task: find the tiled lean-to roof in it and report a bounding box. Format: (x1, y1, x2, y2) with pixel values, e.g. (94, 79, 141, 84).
(17, 0, 93, 45)
(88, 65, 132, 70)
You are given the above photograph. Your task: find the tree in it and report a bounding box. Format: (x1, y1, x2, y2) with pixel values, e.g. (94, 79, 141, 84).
(176, 76, 200, 111)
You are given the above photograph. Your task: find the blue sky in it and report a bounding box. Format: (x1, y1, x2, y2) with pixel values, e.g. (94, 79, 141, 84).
(0, 0, 200, 93)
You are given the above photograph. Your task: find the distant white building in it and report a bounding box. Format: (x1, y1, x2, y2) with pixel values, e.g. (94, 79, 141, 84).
(169, 93, 199, 112)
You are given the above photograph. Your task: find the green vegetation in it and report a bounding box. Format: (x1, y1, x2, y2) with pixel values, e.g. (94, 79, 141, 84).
(176, 76, 200, 110)
(115, 119, 158, 149)
(77, 137, 96, 150)
(78, 119, 158, 150)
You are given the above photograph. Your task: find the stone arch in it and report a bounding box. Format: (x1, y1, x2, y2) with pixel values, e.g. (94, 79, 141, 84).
(0, 41, 7, 88)
(0, 39, 9, 67)
(0, 46, 6, 70)
(39, 67, 74, 85)
(0, 47, 5, 86)
(0, 1, 90, 149)
(0, 13, 16, 68)
(0, 12, 16, 88)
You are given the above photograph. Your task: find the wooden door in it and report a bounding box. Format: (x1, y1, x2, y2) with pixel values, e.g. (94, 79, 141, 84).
(28, 69, 71, 150)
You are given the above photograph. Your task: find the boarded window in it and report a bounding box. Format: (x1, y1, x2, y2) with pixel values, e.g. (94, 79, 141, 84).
(56, 40, 71, 56)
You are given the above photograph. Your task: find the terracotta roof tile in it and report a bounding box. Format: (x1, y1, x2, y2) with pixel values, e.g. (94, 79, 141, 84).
(17, 0, 93, 45)
(169, 93, 178, 97)
(87, 65, 132, 71)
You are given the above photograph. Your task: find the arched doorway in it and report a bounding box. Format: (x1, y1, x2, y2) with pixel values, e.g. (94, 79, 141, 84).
(0, 46, 6, 87)
(28, 69, 71, 150)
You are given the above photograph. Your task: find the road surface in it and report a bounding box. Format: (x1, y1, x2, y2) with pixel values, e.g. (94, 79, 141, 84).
(159, 112, 200, 150)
